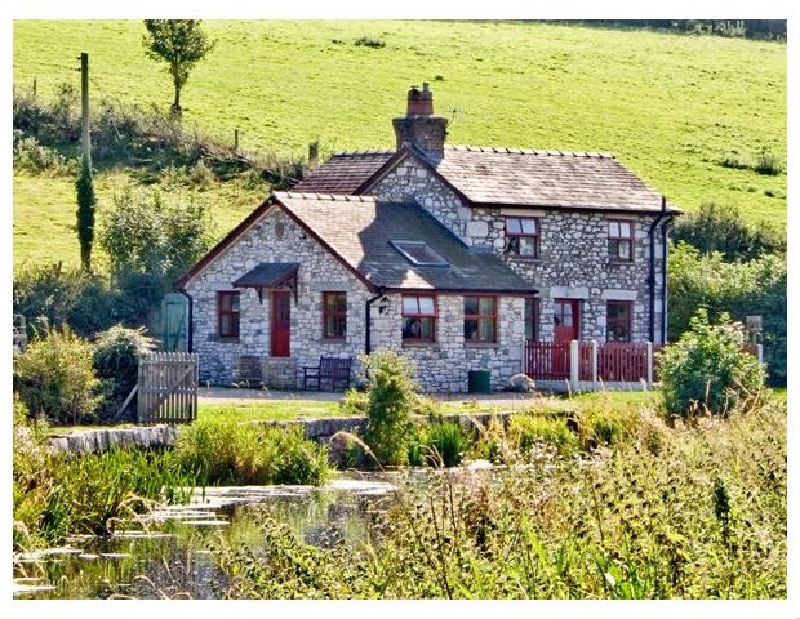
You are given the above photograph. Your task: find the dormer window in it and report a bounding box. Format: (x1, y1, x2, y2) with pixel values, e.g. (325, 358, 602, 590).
(390, 241, 448, 266)
(505, 217, 540, 258)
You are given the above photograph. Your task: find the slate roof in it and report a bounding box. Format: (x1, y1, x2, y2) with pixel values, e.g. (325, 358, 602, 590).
(274, 192, 535, 293)
(293, 145, 681, 213)
(292, 151, 394, 194)
(232, 263, 298, 288)
(432, 146, 673, 211)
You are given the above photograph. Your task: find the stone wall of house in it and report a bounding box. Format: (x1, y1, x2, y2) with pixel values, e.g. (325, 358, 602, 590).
(369, 294, 526, 393)
(184, 208, 375, 386)
(366, 156, 469, 241)
(370, 162, 667, 345)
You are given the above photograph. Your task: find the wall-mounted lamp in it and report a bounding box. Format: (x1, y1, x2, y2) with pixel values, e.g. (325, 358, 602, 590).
(377, 296, 391, 315)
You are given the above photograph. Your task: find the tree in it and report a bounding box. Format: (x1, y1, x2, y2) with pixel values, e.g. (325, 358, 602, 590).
(75, 154, 95, 271)
(99, 188, 214, 324)
(142, 19, 215, 114)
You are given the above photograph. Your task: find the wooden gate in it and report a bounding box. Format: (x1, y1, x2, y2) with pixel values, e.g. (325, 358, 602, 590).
(137, 352, 198, 424)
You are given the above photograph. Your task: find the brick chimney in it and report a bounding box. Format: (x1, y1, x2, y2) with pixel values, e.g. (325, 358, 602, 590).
(392, 83, 448, 159)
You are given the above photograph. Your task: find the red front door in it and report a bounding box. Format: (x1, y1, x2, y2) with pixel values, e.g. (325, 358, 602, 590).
(553, 299, 580, 343)
(271, 290, 290, 357)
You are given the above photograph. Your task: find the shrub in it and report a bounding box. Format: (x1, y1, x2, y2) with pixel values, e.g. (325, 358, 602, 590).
(671, 201, 786, 262)
(13, 134, 76, 176)
(658, 309, 765, 417)
(13, 263, 125, 339)
(753, 149, 783, 175)
(423, 421, 467, 467)
(187, 158, 215, 188)
(719, 150, 749, 170)
(668, 242, 786, 385)
(362, 350, 419, 467)
(14, 324, 103, 425)
(174, 417, 330, 485)
(354, 36, 386, 48)
(92, 325, 158, 420)
(508, 414, 578, 456)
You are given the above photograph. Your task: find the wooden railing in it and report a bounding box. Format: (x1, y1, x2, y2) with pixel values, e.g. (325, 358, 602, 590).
(525, 341, 571, 380)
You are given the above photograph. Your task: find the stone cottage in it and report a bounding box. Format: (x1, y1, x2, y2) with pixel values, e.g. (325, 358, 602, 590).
(176, 83, 681, 392)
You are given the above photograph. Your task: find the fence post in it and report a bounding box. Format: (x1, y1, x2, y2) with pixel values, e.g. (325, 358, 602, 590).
(521, 339, 527, 375)
(757, 343, 764, 366)
(647, 342, 654, 389)
(591, 340, 598, 387)
(570, 340, 579, 392)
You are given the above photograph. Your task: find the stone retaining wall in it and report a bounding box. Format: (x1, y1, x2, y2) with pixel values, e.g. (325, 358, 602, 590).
(47, 410, 563, 455)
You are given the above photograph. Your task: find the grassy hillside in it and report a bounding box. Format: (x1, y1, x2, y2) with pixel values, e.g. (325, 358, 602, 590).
(12, 20, 786, 269)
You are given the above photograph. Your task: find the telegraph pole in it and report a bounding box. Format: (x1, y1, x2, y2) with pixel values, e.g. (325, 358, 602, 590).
(78, 52, 90, 166)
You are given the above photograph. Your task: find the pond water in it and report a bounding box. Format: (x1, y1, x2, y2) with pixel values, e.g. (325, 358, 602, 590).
(12, 473, 404, 600)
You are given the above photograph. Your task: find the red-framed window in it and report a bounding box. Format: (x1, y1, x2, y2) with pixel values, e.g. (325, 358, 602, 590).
(524, 297, 540, 341)
(322, 292, 347, 340)
(606, 300, 633, 342)
(217, 291, 240, 339)
(464, 296, 497, 343)
(402, 295, 436, 343)
(608, 220, 634, 262)
(505, 217, 540, 258)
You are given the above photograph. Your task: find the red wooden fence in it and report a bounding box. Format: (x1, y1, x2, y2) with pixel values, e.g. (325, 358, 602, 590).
(597, 342, 649, 382)
(578, 341, 593, 381)
(525, 341, 570, 380)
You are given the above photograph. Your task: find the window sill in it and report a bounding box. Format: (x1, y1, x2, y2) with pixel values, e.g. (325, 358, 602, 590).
(215, 336, 241, 344)
(507, 256, 541, 263)
(322, 337, 347, 343)
(608, 259, 634, 266)
(465, 342, 500, 349)
(402, 341, 439, 349)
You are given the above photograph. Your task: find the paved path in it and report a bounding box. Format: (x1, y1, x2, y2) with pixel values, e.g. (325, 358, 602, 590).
(197, 387, 546, 409)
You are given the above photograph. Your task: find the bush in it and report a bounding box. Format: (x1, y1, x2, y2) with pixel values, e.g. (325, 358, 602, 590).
(671, 201, 786, 262)
(576, 406, 639, 449)
(13, 134, 76, 176)
(14, 324, 103, 425)
(92, 325, 158, 420)
(174, 417, 330, 486)
(508, 414, 579, 456)
(362, 350, 419, 467)
(668, 242, 786, 385)
(753, 149, 783, 175)
(719, 150, 749, 170)
(658, 309, 765, 417)
(354, 36, 386, 48)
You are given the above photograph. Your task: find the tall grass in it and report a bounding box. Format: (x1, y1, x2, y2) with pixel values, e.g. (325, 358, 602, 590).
(212, 396, 786, 599)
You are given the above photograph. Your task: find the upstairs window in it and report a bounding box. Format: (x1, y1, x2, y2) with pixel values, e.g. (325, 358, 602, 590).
(217, 291, 240, 340)
(608, 220, 634, 262)
(402, 295, 437, 343)
(606, 300, 633, 342)
(322, 292, 347, 340)
(464, 296, 497, 343)
(505, 217, 540, 258)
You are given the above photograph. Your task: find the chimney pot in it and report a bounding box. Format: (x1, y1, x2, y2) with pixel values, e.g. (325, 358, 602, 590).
(422, 82, 429, 92)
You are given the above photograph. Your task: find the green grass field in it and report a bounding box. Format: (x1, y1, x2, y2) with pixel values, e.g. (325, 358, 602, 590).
(13, 20, 786, 270)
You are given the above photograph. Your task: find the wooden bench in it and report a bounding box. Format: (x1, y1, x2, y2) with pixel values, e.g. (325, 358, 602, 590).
(234, 355, 263, 388)
(302, 356, 353, 391)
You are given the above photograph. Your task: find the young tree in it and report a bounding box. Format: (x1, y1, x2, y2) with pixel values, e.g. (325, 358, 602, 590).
(75, 154, 95, 271)
(142, 19, 215, 114)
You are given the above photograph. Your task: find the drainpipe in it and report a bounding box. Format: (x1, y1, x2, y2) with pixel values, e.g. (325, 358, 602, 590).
(648, 196, 667, 343)
(175, 289, 193, 353)
(661, 213, 676, 344)
(364, 286, 387, 355)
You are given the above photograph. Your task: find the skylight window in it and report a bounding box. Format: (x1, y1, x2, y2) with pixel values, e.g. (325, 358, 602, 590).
(390, 241, 449, 267)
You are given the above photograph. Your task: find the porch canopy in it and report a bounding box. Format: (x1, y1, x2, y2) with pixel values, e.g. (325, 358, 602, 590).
(232, 262, 299, 302)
